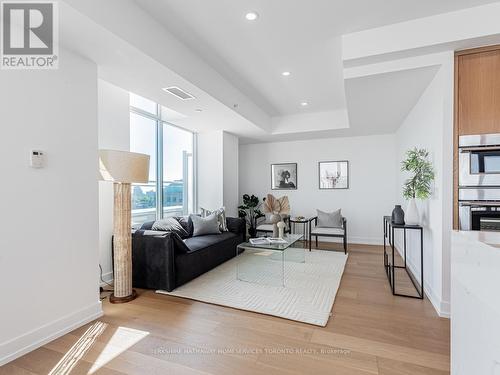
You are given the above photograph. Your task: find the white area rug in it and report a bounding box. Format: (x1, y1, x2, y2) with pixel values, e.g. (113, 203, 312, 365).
(156, 248, 348, 326)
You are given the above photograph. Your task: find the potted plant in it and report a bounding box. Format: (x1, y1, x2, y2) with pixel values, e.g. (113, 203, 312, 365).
(401, 148, 435, 225)
(238, 194, 263, 238)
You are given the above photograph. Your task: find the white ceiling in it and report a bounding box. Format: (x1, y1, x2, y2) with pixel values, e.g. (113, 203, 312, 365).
(60, 0, 499, 144)
(344, 66, 440, 136)
(60, 0, 269, 139)
(135, 0, 497, 117)
(238, 65, 440, 144)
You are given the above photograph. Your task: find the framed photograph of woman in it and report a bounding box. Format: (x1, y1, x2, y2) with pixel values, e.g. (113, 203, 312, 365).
(319, 161, 349, 189)
(271, 163, 297, 190)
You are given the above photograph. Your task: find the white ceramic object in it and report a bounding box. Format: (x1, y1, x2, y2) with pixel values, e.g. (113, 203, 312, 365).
(277, 221, 286, 238)
(405, 198, 420, 225)
(270, 213, 281, 237)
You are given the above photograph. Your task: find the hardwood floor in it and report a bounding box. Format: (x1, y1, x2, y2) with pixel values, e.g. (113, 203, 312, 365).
(2, 244, 450, 375)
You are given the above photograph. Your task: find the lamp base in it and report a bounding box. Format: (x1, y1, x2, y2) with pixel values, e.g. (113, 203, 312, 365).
(109, 289, 137, 304)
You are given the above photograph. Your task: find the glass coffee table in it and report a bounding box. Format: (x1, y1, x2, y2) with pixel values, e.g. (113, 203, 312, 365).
(236, 234, 304, 287)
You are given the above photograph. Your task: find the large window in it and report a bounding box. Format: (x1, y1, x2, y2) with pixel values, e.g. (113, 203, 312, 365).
(130, 93, 195, 225)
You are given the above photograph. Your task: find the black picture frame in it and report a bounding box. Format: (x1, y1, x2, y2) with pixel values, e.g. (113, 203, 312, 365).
(271, 163, 298, 190)
(318, 160, 349, 189)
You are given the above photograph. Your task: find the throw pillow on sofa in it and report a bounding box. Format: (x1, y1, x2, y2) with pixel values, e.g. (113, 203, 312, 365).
(175, 215, 194, 237)
(200, 206, 228, 232)
(190, 213, 221, 236)
(317, 209, 343, 228)
(152, 217, 190, 239)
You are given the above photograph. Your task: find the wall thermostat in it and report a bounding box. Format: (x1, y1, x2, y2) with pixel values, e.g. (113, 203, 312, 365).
(30, 150, 45, 168)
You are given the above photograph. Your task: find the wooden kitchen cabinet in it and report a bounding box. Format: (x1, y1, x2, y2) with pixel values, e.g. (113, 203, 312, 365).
(456, 47, 500, 135)
(453, 46, 500, 229)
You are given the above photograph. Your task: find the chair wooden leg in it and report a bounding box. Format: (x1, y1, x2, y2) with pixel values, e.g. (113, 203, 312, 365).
(315, 235, 318, 248)
(343, 235, 347, 254)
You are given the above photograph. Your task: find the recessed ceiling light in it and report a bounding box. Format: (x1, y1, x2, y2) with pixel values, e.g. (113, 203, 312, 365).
(195, 109, 203, 112)
(282, 71, 291, 76)
(301, 102, 309, 106)
(245, 12, 259, 21)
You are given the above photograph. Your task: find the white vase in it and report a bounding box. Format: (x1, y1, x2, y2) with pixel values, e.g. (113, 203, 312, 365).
(270, 213, 281, 237)
(277, 221, 285, 239)
(405, 198, 420, 225)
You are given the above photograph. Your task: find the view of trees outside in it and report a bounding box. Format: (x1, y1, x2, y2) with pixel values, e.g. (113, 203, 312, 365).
(132, 185, 156, 210)
(132, 182, 184, 210)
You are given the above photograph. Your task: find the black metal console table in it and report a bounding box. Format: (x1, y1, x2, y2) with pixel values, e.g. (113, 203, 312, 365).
(383, 216, 423, 299)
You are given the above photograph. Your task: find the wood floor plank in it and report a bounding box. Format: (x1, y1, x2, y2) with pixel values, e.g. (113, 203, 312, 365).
(45, 333, 213, 375)
(310, 330, 449, 372)
(0, 363, 38, 375)
(3, 243, 450, 375)
(376, 357, 449, 375)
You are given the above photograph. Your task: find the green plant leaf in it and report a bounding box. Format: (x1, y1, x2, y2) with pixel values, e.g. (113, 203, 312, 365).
(401, 147, 434, 200)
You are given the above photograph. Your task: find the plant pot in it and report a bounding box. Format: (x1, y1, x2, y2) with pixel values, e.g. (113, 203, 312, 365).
(391, 205, 405, 225)
(405, 198, 420, 225)
(248, 227, 257, 238)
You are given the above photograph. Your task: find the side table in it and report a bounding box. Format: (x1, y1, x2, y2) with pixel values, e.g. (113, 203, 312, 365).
(383, 216, 424, 299)
(289, 217, 313, 248)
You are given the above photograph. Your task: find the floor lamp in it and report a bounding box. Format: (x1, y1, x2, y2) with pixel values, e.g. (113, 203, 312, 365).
(99, 149, 150, 304)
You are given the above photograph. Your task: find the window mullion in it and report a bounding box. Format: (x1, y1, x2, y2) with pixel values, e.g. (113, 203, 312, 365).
(130, 96, 195, 224)
(156, 110, 163, 220)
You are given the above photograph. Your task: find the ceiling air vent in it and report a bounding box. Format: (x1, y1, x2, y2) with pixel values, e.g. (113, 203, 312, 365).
(162, 86, 195, 100)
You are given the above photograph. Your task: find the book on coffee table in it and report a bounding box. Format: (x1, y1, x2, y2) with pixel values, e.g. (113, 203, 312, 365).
(249, 237, 287, 245)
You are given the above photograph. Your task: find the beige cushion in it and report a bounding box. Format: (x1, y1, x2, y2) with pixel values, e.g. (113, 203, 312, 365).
(190, 213, 221, 236)
(317, 209, 342, 228)
(256, 224, 274, 232)
(200, 206, 228, 231)
(311, 227, 344, 236)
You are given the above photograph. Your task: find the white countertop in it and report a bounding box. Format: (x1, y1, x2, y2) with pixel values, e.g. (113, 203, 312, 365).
(451, 230, 500, 375)
(453, 230, 500, 247)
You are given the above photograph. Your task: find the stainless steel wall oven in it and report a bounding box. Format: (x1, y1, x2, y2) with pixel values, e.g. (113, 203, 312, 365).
(459, 133, 500, 187)
(458, 133, 500, 231)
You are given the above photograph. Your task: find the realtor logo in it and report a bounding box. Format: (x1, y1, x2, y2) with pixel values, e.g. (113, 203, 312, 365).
(1, 1, 58, 69)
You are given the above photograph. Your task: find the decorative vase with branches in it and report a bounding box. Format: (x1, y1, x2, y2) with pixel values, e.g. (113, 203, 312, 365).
(401, 148, 435, 224)
(262, 194, 290, 237)
(262, 194, 290, 216)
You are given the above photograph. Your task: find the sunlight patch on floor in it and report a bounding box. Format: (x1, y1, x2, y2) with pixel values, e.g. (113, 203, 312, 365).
(87, 325, 150, 374)
(48, 321, 107, 375)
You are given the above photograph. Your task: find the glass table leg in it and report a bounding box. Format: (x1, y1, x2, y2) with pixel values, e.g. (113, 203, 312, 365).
(281, 251, 284, 287)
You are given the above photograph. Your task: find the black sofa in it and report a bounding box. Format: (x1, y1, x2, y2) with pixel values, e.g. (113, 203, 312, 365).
(130, 216, 245, 292)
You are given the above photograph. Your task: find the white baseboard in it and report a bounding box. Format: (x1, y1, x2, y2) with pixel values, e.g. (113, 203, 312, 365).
(405, 259, 449, 318)
(392, 240, 450, 319)
(315, 236, 383, 246)
(100, 271, 113, 287)
(426, 286, 450, 318)
(349, 236, 384, 246)
(0, 302, 103, 366)
(439, 300, 450, 318)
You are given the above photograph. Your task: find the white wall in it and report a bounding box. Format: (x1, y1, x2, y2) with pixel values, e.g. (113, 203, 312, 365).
(394, 53, 454, 317)
(198, 130, 239, 216)
(0, 49, 102, 365)
(98, 80, 130, 285)
(198, 131, 224, 210)
(223, 132, 239, 217)
(239, 134, 397, 244)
